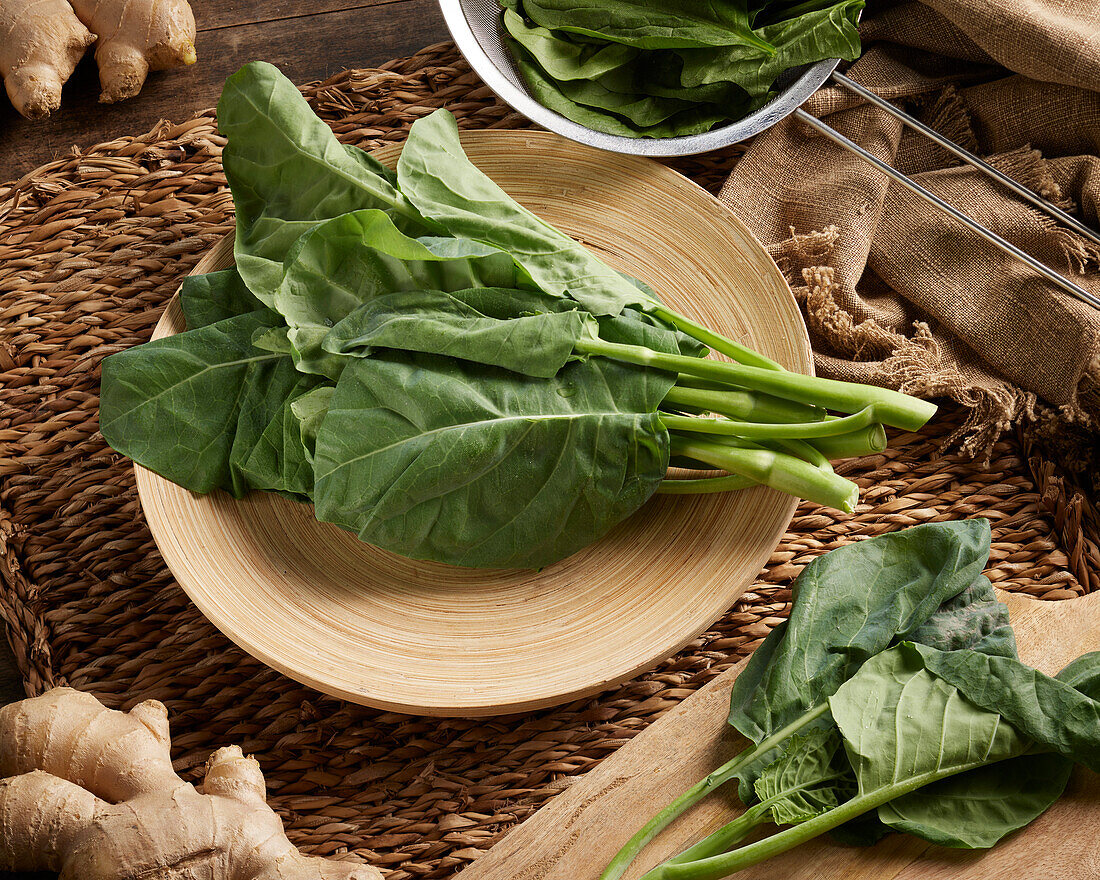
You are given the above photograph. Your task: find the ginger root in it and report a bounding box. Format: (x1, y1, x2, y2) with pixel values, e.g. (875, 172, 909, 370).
(0, 0, 96, 118)
(70, 0, 197, 103)
(0, 688, 382, 880)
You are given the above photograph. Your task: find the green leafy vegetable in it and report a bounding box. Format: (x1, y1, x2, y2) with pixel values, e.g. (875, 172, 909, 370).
(323, 288, 595, 378)
(238, 381, 331, 498)
(676, 0, 865, 97)
(517, 0, 775, 52)
(272, 208, 523, 377)
(602, 520, 1100, 880)
(396, 108, 656, 316)
(498, 0, 863, 138)
(101, 64, 937, 570)
(753, 728, 851, 825)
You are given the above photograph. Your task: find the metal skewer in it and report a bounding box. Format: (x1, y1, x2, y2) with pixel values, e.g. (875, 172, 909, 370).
(831, 72, 1100, 247)
(793, 107, 1100, 312)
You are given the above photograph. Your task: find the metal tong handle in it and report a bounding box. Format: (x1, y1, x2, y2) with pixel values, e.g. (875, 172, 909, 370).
(791, 73, 1100, 312)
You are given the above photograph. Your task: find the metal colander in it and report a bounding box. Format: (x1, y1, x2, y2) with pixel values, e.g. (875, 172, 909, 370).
(437, 0, 1100, 310)
(438, 0, 841, 158)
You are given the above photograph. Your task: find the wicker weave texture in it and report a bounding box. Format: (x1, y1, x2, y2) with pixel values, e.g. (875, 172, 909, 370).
(2, 42, 1099, 879)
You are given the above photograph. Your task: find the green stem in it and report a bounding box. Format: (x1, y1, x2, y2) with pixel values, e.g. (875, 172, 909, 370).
(669, 436, 858, 512)
(599, 704, 830, 880)
(663, 385, 826, 425)
(774, 438, 831, 472)
(657, 474, 757, 494)
(660, 409, 875, 440)
(809, 424, 888, 460)
(651, 306, 783, 371)
(638, 747, 1040, 880)
(578, 337, 937, 431)
(660, 803, 770, 865)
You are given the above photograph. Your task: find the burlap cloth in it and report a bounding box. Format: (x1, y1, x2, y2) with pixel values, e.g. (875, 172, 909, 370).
(721, 0, 1100, 478)
(1, 18, 1099, 880)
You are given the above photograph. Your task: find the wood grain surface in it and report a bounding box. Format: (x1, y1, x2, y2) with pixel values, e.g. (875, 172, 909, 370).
(462, 589, 1100, 880)
(134, 130, 811, 716)
(0, 0, 450, 182)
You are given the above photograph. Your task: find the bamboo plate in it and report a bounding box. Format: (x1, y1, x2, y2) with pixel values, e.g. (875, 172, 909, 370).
(134, 131, 812, 716)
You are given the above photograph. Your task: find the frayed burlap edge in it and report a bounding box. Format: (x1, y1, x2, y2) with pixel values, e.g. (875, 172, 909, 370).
(767, 226, 1099, 463)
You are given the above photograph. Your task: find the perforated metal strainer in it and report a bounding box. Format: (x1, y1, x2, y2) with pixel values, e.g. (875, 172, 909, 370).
(439, 0, 841, 158)
(438, 0, 1100, 310)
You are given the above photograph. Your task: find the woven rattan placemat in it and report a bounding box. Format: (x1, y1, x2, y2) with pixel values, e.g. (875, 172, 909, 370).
(2, 42, 1099, 879)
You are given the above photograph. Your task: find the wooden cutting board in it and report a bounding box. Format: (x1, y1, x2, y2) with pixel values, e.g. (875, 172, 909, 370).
(463, 590, 1100, 880)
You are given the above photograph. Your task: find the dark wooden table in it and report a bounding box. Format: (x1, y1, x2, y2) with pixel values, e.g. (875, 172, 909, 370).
(0, 0, 450, 182)
(1, 3, 448, 873)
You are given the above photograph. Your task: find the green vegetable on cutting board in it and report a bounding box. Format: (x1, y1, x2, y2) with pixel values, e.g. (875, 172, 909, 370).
(602, 519, 1100, 880)
(99, 61, 936, 570)
(498, 0, 865, 138)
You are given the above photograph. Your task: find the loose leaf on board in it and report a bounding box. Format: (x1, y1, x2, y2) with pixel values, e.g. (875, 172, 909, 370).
(754, 728, 854, 825)
(830, 646, 1038, 828)
(913, 643, 1100, 773)
(727, 519, 995, 743)
(875, 753, 1072, 848)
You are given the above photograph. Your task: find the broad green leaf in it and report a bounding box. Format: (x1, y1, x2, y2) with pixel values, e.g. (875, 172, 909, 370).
(323, 288, 597, 378)
(876, 754, 1071, 848)
(676, 0, 864, 97)
(217, 62, 431, 305)
(396, 108, 660, 316)
(501, 8, 640, 80)
(753, 0, 854, 27)
(912, 644, 1100, 772)
(291, 385, 335, 463)
(100, 310, 286, 495)
(728, 520, 995, 743)
(754, 728, 854, 825)
(518, 0, 775, 53)
(595, 50, 760, 106)
(830, 646, 1036, 821)
(227, 358, 317, 497)
(1055, 652, 1100, 698)
(509, 40, 732, 138)
(313, 351, 669, 569)
(273, 209, 525, 377)
(179, 268, 263, 330)
(905, 578, 1016, 658)
(598, 303, 707, 359)
(239, 383, 333, 498)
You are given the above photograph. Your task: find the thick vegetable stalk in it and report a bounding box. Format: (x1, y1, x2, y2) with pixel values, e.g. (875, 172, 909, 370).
(576, 336, 937, 432)
(669, 436, 858, 512)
